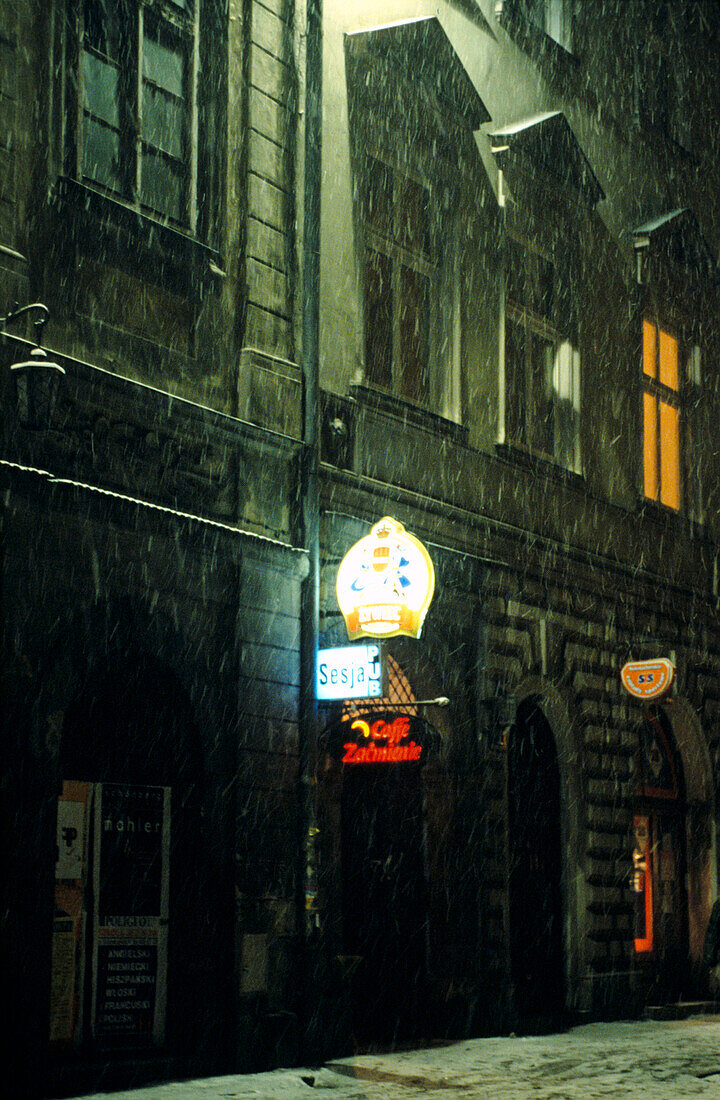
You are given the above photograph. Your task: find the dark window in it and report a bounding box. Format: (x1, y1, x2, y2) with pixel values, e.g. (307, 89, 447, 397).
(77, 0, 195, 226)
(361, 157, 434, 406)
(504, 236, 580, 469)
(521, 0, 574, 52)
(634, 1, 692, 151)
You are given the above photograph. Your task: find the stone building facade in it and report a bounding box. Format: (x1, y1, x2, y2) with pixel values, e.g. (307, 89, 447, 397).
(2, 0, 720, 1096)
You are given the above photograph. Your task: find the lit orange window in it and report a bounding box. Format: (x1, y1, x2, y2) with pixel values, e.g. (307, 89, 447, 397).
(642, 319, 656, 378)
(642, 319, 681, 511)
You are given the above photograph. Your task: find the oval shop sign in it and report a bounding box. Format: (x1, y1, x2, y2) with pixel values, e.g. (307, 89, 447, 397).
(621, 658, 675, 701)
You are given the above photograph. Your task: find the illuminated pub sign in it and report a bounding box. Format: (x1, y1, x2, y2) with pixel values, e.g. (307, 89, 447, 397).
(621, 658, 675, 701)
(324, 711, 435, 765)
(316, 644, 386, 701)
(336, 517, 435, 641)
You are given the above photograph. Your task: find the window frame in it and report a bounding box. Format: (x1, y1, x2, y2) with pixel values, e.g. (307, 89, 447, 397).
(641, 312, 701, 517)
(357, 146, 461, 421)
(361, 155, 435, 407)
(521, 0, 575, 54)
(633, 1, 692, 152)
(502, 231, 582, 473)
(71, 0, 200, 231)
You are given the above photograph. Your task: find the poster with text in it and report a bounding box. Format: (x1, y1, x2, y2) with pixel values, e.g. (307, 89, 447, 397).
(50, 781, 91, 1046)
(91, 783, 170, 1047)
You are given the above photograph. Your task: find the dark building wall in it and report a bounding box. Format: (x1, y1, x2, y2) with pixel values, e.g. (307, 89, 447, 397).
(1, 462, 307, 1094)
(3, 0, 720, 1092)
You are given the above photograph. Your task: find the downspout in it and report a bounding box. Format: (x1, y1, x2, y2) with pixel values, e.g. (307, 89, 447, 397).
(298, 0, 322, 1061)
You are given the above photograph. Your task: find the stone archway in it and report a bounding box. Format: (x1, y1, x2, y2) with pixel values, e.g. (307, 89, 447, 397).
(32, 599, 233, 1089)
(651, 700, 716, 989)
(510, 678, 585, 1015)
(54, 652, 209, 1059)
(507, 696, 564, 1028)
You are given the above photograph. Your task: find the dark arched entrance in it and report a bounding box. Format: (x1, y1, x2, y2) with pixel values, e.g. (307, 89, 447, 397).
(632, 706, 689, 1001)
(341, 760, 427, 1046)
(337, 658, 429, 1047)
(51, 654, 214, 1080)
(507, 697, 565, 1029)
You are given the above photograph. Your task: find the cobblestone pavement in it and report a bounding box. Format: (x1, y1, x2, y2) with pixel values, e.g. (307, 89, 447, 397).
(68, 1015, 720, 1099)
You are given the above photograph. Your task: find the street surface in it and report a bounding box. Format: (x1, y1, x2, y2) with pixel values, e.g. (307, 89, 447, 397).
(67, 1014, 720, 1098)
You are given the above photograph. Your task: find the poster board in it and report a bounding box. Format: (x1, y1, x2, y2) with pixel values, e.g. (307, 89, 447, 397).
(50, 782, 91, 1046)
(91, 783, 171, 1047)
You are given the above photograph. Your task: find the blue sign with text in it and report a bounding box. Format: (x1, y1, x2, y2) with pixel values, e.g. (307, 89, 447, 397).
(317, 644, 384, 701)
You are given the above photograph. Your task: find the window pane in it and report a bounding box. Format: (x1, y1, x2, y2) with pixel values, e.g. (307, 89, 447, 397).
(530, 332, 554, 455)
(505, 318, 526, 445)
(141, 148, 184, 219)
(688, 344, 701, 387)
(364, 249, 393, 390)
(505, 238, 526, 308)
(399, 265, 429, 404)
(530, 253, 554, 320)
(143, 23, 185, 97)
(143, 85, 184, 158)
(643, 391, 658, 501)
(643, 319, 656, 378)
(81, 50, 120, 126)
(363, 157, 392, 237)
(659, 328, 679, 390)
(84, 0, 123, 62)
(398, 177, 430, 254)
(659, 400, 680, 509)
(553, 341, 578, 469)
(82, 115, 122, 191)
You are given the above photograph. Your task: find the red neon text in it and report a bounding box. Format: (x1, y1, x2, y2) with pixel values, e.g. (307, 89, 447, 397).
(342, 741, 422, 764)
(350, 716, 411, 744)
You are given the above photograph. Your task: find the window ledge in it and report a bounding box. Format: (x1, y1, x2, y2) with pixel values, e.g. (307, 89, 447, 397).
(351, 383, 468, 443)
(635, 497, 709, 540)
(49, 177, 221, 298)
(495, 441, 584, 487)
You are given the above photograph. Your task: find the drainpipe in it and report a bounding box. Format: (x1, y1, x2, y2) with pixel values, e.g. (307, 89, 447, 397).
(298, 0, 322, 1061)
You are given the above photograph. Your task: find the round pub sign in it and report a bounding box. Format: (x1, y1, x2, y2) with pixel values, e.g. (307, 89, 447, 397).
(621, 658, 675, 701)
(336, 517, 435, 641)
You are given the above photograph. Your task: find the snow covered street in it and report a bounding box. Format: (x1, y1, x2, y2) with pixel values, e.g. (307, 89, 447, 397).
(69, 1014, 720, 1098)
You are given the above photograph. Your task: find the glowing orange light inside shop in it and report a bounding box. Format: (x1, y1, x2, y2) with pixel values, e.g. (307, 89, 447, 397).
(634, 817, 654, 954)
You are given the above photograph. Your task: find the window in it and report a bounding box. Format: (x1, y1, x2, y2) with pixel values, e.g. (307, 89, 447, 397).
(634, 1, 692, 150)
(642, 317, 691, 511)
(503, 236, 581, 471)
(361, 156, 436, 407)
(522, 0, 574, 52)
(76, 0, 197, 226)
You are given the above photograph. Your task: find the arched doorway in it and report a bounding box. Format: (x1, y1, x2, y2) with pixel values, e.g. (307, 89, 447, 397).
(632, 705, 689, 1000)
(339, 657, 429, 1046)
(507, 697, 565, 1029)
(51, 654, 211, 1072)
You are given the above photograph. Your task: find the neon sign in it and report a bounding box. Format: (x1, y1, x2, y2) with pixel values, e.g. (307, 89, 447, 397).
(323, 711, 433, 766)
(342, 716, 422, 764)
(336, 517, 435, 641)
